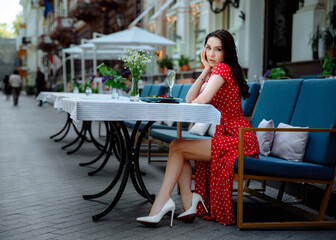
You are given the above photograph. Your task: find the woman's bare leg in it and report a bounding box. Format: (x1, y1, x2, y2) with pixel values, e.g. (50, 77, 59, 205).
(178, 160, 193, 211)
(149, 138, 211, 216)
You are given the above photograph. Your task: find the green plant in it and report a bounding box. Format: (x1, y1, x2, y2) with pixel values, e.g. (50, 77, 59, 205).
(328, 5, 336, 30)
(310, 26, 321, 51)
(268, 67, 286, 79)
(97, 63, 127, 89)
(178, 54, 189, 67)
(71, 78, 81, 91)
(157, 56, 173, 69)
(321, 28, 336, 49)
(321, 6, 336, 49)
(321, 54, 335, 76)
(79, 81, 92, 92)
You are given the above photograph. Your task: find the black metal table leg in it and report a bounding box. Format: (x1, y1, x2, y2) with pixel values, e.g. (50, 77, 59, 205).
(61, 122, 85, 150)
(131, 121, 156, 203)
(87, 121, 105, 151)
(90, 122, 132, 221)
(83, 122, 126, 199)
(79, 121, 110, 167)
(65, 122, 89, 154)
(50, 113, 71, 139)
(84, 121, 156, 221)
(87, 122, 118, 176)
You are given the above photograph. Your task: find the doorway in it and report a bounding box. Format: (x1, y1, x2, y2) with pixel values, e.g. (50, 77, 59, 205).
(264, 0, 300, 74)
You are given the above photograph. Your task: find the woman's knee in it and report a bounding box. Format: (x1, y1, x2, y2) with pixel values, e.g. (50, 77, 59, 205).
(170, 138, 185, 152)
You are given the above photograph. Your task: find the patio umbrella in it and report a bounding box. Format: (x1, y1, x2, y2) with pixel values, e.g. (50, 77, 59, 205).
(62, 44, 155, 91)
(89, 26, 175, 47)
(80, 42, 155, 76)
(62, 46, 85, 91)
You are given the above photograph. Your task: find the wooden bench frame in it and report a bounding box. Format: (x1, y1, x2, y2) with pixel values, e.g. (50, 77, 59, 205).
(235, 127, 336, 228)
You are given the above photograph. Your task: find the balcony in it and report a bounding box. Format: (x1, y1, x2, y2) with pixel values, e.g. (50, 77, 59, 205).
(69, 0, 100, 22)
(38, 0, 54, 7)
(95, 0, 122, 10)
(49, 17, 74, 47)
(38, 35, 55, 52)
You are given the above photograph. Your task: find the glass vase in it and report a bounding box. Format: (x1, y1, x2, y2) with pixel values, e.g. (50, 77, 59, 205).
(130, 77, 139, 101)
(111, 88, 119, 99)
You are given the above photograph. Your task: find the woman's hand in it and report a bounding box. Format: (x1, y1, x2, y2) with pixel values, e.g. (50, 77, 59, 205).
(201, 49, 211, 71)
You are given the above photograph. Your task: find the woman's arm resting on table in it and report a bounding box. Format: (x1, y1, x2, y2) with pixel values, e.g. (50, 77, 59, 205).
(191, 75, 224, 104)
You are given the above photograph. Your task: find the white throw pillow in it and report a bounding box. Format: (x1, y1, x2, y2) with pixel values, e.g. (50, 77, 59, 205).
(163, 121, 174, 127)
(188, 123, 211, 136)
(270, 123, 309, 162)
(207, 124, 217, 137)
(256, 119, 275, 156)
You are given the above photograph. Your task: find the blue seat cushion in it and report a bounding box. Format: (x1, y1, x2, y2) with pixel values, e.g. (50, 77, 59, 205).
(179, 84, 193, 102)
(149, 84, 166, 97)
(242, 82, 261, 117)
(140, 84, 152, 97)
(171, 84, 183, 98)
(234, 155, 334, 181)
(151, 128, 210, 143)
(124, 120, 187, 131)
(290, 79, 336, 166)
(250, 79, 302, 127)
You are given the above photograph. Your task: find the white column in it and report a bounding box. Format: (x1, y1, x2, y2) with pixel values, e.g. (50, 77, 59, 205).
(81, 52, 85, 82)
(62, 50, 67, 92)
(291, 0, 325, 62)
(246, 0, 264, 81)
(93, 45, 97, 76)
(70, 55, 74, 81)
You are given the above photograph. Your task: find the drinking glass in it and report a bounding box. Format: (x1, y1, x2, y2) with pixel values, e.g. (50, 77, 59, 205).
(167, 69, 176, 97)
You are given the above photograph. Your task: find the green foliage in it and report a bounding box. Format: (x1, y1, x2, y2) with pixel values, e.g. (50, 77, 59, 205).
(321, 54, 335, 76)
(178, 54, 189, 67)
(97, 63, 127, 89)
(13, 12, 22, 36)
(310, 26, 321, 51)
(157, 56, 174, 69)
(0, 23, 15, 38)
(71, 78, 81, 91)
(268, 68, 286, 79)
(321, 6, 336, 49)
(97, 63, 117, 76)
(79, 81, 92, 93)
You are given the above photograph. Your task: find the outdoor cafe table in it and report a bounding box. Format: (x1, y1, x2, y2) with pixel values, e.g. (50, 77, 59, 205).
(60, 97, 221, 221)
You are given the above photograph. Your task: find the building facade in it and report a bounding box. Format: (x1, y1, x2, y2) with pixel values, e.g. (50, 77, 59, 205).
(18, 0, 336, 90)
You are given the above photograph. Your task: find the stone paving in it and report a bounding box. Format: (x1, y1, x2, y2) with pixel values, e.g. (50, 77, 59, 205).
(1, 93, 336, 240)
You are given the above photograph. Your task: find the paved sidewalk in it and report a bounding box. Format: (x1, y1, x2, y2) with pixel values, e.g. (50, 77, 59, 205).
(1, 94, 336, 240)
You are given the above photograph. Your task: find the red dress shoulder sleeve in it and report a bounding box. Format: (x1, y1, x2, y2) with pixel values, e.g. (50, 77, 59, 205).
(209, 63, 234, 84)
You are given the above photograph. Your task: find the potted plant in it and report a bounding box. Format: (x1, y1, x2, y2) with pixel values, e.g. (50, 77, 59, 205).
(310, 26, 321, 59)
(268, 67, 286, 79)
(178, 54, 190, 71)
(321, 6, 336, 58)
(97, 63, 127, 99)
(157, 56, 173, 73)
(71, 78, 81, 93)
(198, 54, 205, 69)
(321, 54, 335, 76)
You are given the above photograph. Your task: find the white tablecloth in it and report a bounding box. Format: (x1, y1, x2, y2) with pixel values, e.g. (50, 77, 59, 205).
(61, 98, 221, 124)
(36, 92, 126, 109)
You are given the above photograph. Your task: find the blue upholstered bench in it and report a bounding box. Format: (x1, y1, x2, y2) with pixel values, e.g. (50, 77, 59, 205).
(242, 82, 261, 118)
(124, 83, 166, 130)
(150, 81, 261, 144)
(234, 78, 336, 228)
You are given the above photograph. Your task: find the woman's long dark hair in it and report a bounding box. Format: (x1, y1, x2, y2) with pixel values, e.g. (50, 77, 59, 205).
(205, 30, 250, 99)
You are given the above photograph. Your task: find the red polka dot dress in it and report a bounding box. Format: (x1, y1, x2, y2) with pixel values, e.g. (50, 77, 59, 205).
(194, 62, 259, 225)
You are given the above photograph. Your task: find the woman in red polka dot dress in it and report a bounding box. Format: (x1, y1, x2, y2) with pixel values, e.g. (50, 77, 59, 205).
(137, 30, 259, 227)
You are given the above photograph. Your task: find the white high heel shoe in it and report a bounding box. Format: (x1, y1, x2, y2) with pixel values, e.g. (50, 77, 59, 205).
(178, 193, 208, 222)
(136, 198, 176, 227)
